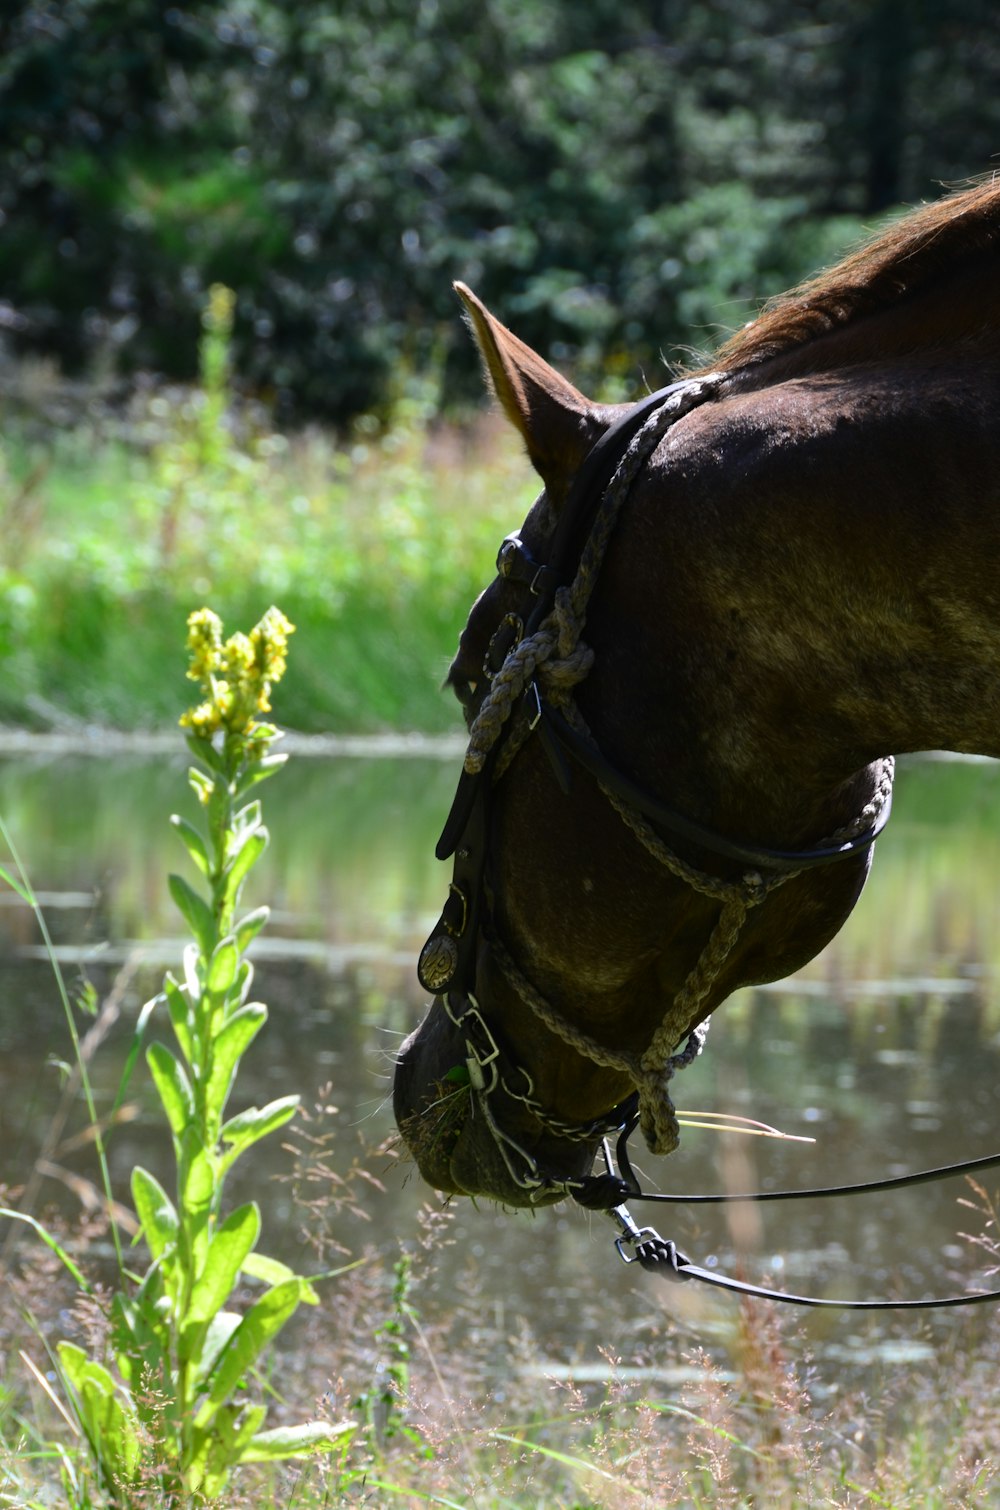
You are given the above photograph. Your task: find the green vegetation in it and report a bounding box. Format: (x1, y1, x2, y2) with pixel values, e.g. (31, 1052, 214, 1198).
(4, 6, 999, 731)
(0, 284, 536, 733)
(0, 609, 357, 1504)
(3, 2, 999, 421)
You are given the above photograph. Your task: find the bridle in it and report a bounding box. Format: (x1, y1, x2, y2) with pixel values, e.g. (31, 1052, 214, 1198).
(418, 370, 891, 1173)
(408, 373, 1000, 1308)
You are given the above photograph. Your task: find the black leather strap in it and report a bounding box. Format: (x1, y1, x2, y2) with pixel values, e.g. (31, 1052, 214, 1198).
(524, 377, 696, 639)
(629, 1230, 1000, 1309)
(541, 704, 892, 874)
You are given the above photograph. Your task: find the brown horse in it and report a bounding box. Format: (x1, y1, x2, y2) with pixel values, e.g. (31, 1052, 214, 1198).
(393, 178, 1000, 1209)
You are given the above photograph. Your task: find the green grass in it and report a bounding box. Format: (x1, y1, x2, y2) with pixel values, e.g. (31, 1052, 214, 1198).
(0, 384, 535, 734)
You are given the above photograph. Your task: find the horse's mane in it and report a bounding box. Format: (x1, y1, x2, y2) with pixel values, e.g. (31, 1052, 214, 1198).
(703, 176, 1000, 375)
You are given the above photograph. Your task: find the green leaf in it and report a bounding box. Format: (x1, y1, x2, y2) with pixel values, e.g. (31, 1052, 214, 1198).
(232, 957, 254, 1010)
(186, 736, 225, 773)
(194, 1310, 242, 1386)
(57, 1342, 143, 1482)
(110, 1291, 173, 1422)
(146, 1042, 194, 1139)
(234, 752, 287, 796)
(75, 979, 98, 1017)
(187, 765, 214, 806)
(168, 873, 216, 956)
(206, 1004, 267, 1118)
(178, 1127, 215, 1269)
(221, 828, 268, 908)
(130, 1166, 179, 1266)
(0, 860, 33, 903)
(182, 944, 202, 1003)
(188, 1403, 267, 1497)
(164, 974, 194, 1063)
(207, 937, 240, 997)
(231, 798, 262, 840)
(190, 1204, 261, 1325)
(234, 905, 269, 953)
(240, 1419, 355, 1463)
(220, 1094, 298, 1167)
(171, 813, 210, 876)
(242, 1251, 318, 1304)
(57, 1341, 114, 1399)
(181, 1203, 261, 1363)
(197, 1279, 304, 1421)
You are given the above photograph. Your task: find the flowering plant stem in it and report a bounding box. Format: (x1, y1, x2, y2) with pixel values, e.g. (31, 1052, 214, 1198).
(49, 607, 353, 1505)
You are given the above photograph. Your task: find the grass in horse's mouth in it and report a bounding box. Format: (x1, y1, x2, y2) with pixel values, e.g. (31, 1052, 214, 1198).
(399, 1076, 474, 1168)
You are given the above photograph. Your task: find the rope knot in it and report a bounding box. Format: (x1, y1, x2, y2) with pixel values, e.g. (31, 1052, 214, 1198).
(638, 1073, 681, 1155)
(462, 623, 557, 774)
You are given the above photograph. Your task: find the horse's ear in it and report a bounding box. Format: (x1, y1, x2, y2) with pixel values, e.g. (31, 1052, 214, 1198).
(454, 282, 624, 500)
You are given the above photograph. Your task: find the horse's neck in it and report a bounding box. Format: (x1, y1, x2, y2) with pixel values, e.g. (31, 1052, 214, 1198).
(598, 320, 1000, 844)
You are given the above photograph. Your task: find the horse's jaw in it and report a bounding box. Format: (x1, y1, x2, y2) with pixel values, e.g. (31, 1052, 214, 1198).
(392, 1010, 594, 1207)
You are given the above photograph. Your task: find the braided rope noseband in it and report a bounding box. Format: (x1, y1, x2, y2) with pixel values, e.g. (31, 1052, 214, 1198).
(418, 374, 894, 1191)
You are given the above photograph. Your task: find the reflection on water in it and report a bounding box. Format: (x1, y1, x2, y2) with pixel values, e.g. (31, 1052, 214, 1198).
(3, 748, 1000, 1388)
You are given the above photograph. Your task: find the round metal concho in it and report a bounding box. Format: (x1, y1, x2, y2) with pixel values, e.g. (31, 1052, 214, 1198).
(418, 933, 459, 993)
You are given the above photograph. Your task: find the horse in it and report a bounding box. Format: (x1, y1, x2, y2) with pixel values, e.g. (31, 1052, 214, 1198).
(393, 177, 1000, 1212)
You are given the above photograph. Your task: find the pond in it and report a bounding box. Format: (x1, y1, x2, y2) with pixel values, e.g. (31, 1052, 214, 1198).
(3, 740, 1000, 1401)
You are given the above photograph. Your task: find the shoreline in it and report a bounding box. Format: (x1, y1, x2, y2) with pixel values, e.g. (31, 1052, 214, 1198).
(0, 726, 467, 760)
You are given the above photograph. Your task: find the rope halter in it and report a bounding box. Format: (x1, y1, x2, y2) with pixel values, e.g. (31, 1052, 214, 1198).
(419, 372, 895, 1181)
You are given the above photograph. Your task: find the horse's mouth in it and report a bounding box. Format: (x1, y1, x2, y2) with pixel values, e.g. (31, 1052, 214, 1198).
(395, 1090, 572, 1207)
(393, 1028, 585, 1207)
(447, 1115, 571, 1207)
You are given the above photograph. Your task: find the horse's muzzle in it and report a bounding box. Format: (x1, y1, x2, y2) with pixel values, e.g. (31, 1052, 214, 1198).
(392, 1010, 584, 1207)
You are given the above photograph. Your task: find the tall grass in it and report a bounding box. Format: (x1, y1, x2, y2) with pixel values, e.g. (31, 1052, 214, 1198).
(0, 294, 535, 734)
(7, 1123, 1000, 1507)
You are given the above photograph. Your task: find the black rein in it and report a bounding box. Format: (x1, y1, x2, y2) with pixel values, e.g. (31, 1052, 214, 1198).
(580, 1109, 1000, 1311)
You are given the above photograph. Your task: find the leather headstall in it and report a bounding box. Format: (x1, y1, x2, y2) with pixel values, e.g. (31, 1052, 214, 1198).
(416, 372, 892, 1001)
(417, 376, 705, 999)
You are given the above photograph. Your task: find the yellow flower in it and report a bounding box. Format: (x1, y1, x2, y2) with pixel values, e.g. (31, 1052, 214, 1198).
(222, 631, 255, 677)
(185, 608, 223, 683)
(203, 283, 236, 337)
(251, 607, 295, 679)
(179, 699, 222, 739)
(180, 605, 295, 738)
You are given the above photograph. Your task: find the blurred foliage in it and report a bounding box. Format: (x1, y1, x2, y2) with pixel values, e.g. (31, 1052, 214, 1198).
(0, 323, 538, 731)
(1, 0, 1000, 421)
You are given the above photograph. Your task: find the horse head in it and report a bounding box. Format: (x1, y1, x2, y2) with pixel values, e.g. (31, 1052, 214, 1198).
(394, 283, 892, 1206)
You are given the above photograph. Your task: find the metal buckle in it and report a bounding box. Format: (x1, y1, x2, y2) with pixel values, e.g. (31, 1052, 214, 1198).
(445, 998, 501, 1092)
(496, 534, 521, 578)
(445, 882, 468, 939)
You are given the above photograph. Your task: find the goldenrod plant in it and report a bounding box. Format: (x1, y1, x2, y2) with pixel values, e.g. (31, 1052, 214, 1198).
(6, 607, 353, 1506)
